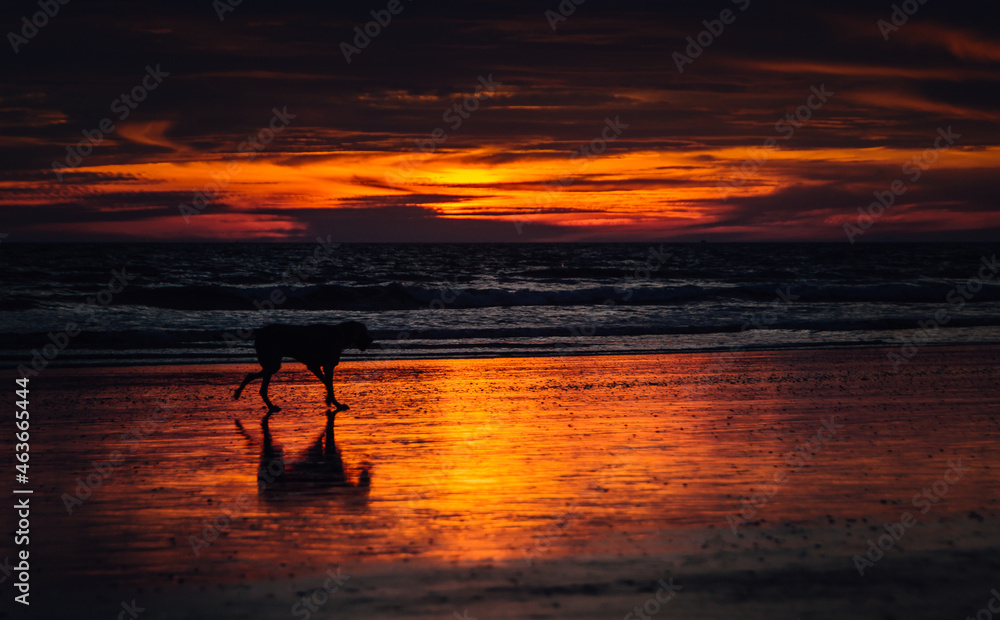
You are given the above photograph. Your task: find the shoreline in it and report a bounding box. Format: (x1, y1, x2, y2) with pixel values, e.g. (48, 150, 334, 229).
(8, 338, 1000, 371)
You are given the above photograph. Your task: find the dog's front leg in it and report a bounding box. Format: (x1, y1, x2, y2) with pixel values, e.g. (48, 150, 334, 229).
(323, 365, 348, 411)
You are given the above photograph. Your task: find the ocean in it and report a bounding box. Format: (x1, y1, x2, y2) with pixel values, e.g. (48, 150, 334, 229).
(3, 242, 1000, 368)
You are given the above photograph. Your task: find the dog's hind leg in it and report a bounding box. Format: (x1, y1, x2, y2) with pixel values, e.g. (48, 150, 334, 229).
(234, 371, 263, 400)
(253, 348, 282, 413)
(260, 371, 280, 414)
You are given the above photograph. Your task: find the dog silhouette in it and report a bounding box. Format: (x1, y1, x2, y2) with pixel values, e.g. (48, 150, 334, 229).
(234, 321, 373, 414)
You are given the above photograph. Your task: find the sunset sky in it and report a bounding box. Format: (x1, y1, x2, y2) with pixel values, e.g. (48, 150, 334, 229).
(2, 0, 998, 242)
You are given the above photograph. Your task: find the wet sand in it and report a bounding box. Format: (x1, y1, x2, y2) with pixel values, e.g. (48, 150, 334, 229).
(8, 345, 1000, 619)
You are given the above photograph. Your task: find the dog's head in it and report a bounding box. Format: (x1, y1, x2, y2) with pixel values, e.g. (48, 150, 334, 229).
(343, 321, 374, 352)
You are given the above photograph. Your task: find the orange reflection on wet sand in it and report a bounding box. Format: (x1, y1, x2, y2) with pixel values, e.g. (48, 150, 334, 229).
(26, 347, 1000, 586)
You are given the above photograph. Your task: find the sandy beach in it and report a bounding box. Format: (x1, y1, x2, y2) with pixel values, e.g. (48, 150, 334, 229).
(9, 345, 1000, 619)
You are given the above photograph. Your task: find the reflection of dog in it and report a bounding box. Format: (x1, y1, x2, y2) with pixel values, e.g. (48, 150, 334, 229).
(234, 414, 371, 499)
(233, 322, 374, 414)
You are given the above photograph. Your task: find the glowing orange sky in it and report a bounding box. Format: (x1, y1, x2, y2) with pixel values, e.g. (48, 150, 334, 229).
(7, 141, 996, 241)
